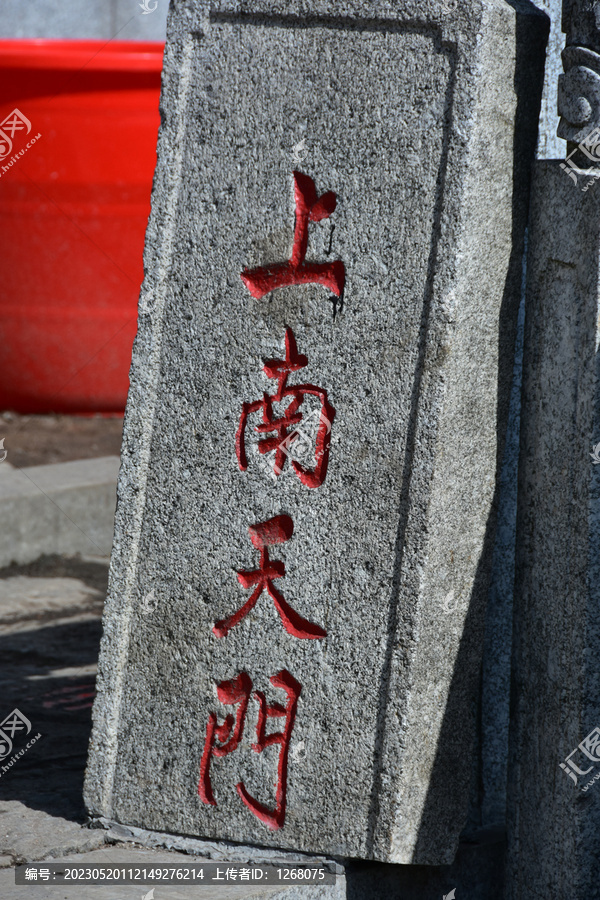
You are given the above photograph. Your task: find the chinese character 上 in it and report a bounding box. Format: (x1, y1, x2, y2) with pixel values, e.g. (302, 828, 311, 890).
(241, 171, 345, 299)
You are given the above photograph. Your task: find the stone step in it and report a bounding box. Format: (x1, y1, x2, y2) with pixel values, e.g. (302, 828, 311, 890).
(0, 456, 118, 566)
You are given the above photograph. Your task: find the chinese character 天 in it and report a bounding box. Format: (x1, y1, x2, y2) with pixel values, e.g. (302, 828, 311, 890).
(213, 514, 326, 640)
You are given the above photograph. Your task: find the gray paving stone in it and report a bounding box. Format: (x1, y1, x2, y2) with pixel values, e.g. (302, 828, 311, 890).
(85, 0, 548, 866)
(0, 457, 118, 567)
(0, 801, 106, 863)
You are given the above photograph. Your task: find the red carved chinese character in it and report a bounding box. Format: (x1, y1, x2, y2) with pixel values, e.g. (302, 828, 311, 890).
(198, 668, 301, 831)
(241, 171, 345, 299)
(237, 669, 301, 831)
(198, 672, 253, 806)
(236, 327, 335, 487)
(213, 514, 326, 640)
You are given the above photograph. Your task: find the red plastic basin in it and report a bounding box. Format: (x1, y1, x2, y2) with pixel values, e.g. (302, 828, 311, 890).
(0, 40, 164, 413)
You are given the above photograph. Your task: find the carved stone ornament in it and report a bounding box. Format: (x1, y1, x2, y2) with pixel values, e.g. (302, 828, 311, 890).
(559, 1, 600, 149)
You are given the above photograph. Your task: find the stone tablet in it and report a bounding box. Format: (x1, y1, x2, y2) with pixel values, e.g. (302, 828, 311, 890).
(85, 0, 547, 865)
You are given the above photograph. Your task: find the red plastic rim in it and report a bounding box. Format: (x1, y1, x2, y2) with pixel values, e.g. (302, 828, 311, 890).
(0, 39, 165, 72)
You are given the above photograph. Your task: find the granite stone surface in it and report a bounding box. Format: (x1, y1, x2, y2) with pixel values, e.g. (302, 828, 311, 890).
(507, 160, 600, 899)
(535, 0, 566, 159)
(85, 0, 547, 865)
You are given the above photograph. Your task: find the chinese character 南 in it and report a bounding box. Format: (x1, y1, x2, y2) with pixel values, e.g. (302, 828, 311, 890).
(241, 171, 345, 299)
(213, 514, 326, 640)
(199, 668, 301, 830)
(236, 327, 335, 487)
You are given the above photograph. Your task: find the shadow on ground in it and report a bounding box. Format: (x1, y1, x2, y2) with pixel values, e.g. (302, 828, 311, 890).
(0, 555, 108, 823)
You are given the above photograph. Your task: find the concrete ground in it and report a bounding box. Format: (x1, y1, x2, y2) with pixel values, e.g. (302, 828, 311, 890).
(0, 554, 107, 826)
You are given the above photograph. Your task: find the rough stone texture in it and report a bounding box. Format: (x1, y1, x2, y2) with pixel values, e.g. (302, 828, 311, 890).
(100, 817, 341, 866)
(101, 821, 346, 898)
(534, 0, 566, 158)
(101, 817, 504, 900)
(507, 160, 600, 898)
(85, 0, 548, 866)
(557, 0, 600, 148)
(479, 290, 526, 829)
(0, 457, 118, 566)
(478, 0, 562, 841)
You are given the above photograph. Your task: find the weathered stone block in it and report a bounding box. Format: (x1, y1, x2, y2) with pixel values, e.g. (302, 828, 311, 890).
(507, 160, 600, 900)
(85, 0, 547, 865)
